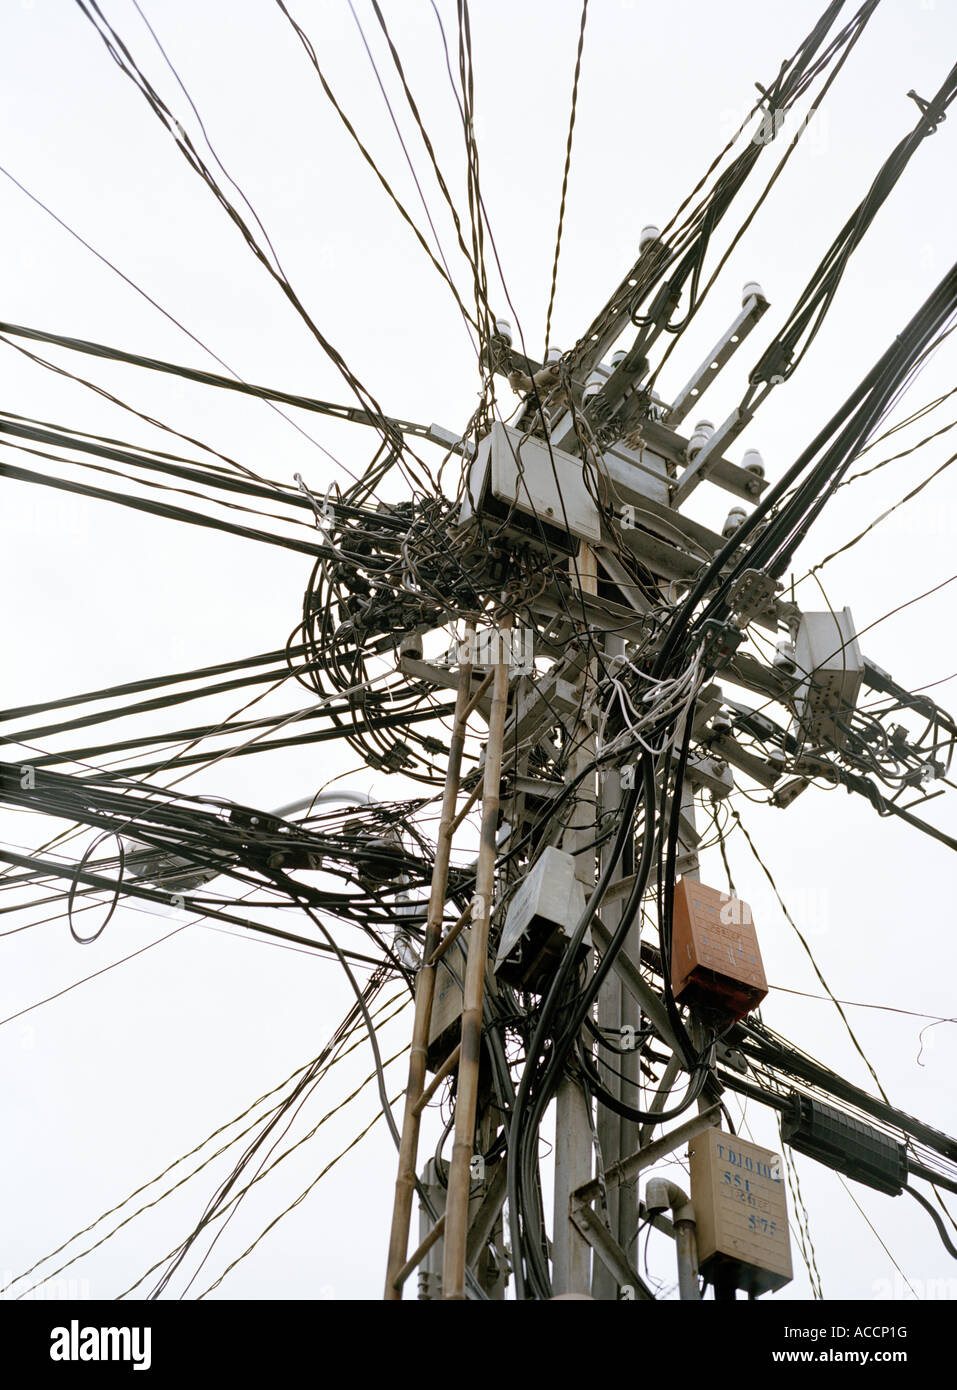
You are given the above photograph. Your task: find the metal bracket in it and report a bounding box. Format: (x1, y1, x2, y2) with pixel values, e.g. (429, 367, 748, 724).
(715, 1041, 748, 1074)
(697, 618, 744, 671)
(667, 291, 770, 427)
(726, 568, 781, 623)
(573, 1105, 722, 1207)
(672, 406, 756, 505)
(686, 750, 734, 798)
(568, 1202, 655, 1299)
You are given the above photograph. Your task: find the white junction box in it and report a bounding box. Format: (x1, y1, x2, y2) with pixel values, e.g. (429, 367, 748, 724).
(792, 608, 863, 748)
(458, 422, 601, 550)
(495, 846, 587, 988)
(689, 1127, 792, 1296)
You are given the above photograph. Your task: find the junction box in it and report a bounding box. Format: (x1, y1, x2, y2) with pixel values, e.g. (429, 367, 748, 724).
(670, 877, 767, 1021)
(689, 1127, 793, 1296)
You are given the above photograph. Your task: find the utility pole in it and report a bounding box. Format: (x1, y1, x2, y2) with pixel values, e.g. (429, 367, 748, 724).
(381, 208, 957, 1303)
(552, 546, 598, 1297)
(592, 631, 641, 1299)
(6, 0, 957, 1314)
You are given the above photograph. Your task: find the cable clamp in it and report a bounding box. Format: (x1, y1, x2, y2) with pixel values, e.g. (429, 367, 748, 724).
(906, 89, 946, 133)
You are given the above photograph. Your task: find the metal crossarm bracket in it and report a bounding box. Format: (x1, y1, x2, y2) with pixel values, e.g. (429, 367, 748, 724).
(672, 406, 756, 505)
(666, 290, 770, 427)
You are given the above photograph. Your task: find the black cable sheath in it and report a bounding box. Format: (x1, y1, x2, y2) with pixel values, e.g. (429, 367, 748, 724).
(905, 1184, 957, 1260)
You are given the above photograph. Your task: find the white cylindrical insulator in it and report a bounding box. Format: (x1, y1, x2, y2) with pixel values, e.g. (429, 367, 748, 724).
(639, 224, 661, 251)
(741, 448, 765, 477)
(610, 349, 627, 369)
(722, 506, 747, 539)
(545, 345, 563, 364)
(773, 639, 798, 676)
(742, 280, 764, 306)
(494, 317, 513, 345)
(394, 935, 420, 969)
(583, 369, 605, 402)
(687, 419, 715, 460)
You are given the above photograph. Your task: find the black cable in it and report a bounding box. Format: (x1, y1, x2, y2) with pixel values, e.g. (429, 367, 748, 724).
(0, 320, 433, 442)
(904, 1184, 957, 1260)
(0, 459, 330, 558)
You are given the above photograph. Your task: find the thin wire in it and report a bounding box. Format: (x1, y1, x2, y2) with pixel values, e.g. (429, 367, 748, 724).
(193, 1088, 404, 1299)
(0, 921, 190, 1029)
(4, 990, 407, 1297)
(810, 447, 957, 573)
(543, 0, 588, 358)
(0, 164, 352, 475)
(273, 0, 479, 336)
(729, 808, 892, 1104)
(770, 983, 956, 1026)
(836, 1175, 919, 1298)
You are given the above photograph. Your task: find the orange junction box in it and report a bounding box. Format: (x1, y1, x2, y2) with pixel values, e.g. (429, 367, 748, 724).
(670, 878, 767, 1021)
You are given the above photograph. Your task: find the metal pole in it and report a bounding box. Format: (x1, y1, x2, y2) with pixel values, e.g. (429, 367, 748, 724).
(646, 1177, 701, 1300)
(593, 631, 644, 1299)
(554, 546, 598, 1296)
(553, 1078, 594, 1294)
(675, 1219, 702, 1301)
(442, 625, 510, 1300)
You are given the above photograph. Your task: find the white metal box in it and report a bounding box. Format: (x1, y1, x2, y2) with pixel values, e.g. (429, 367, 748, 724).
(459, 422, 601, 550)
(494, 846, 587, 988)
(689, 1127, 792, 1296)
(793, 608, 863, 748)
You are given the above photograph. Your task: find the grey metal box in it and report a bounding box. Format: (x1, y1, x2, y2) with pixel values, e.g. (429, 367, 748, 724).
(793, 608, 863, 748)
(495, 846, 587, 987)
(427, 956, 463, 1071)
(459, 422, 601, 548)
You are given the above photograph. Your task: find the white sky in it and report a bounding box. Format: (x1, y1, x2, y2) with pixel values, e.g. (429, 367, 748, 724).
(1, 0, 956, 1302)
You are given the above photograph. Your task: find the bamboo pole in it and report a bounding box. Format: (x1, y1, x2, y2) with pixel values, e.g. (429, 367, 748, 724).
(442, 625, 511, 1299)
(384, 627, 475, 1299)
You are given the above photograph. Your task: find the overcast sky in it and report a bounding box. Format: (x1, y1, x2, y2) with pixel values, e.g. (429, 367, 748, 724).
(2, 0, 956, 1302)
